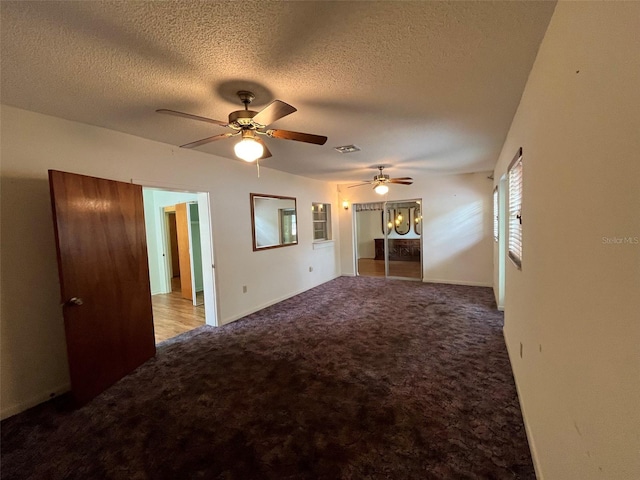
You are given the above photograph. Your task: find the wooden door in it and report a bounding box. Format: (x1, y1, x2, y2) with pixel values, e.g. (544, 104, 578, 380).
(167, 212, 180, 277)
(49, 170, 156, 405)
(175, 202, 193, 301)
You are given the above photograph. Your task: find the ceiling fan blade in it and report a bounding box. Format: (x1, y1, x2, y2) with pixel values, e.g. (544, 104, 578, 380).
(389, 177, 413, 181)
(156, 109, 228, 127)
(254, 137, 272, 159)
(265, 129, 328, 145)
(180, 132, 235, 148)
(389, 180, 414, 185)
(252, 100, 297, 126)
(348, 182, 373, 188)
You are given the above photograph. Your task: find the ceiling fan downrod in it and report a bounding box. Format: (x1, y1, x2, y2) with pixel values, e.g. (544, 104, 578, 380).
(237, 90, 255, 110)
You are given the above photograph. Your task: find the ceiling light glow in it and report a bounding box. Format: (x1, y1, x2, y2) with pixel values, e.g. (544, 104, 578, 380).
(234, 136, 263, 162)
(374, 184, 389, 195)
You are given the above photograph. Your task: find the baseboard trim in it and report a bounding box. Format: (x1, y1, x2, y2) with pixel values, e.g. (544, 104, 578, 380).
(422, 278, 492, 288)
(1, 382, 71, 420)
(503, 329, 543, 480)
(220, 276, 340, 325)
(493, 287, 505, 311)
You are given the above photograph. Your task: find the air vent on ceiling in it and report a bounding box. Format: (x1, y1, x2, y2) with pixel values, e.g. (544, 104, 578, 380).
(334, 145, 361, 154)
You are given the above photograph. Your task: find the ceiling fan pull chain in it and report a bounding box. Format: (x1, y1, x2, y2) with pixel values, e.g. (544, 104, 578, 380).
(256, 158, 260, 178)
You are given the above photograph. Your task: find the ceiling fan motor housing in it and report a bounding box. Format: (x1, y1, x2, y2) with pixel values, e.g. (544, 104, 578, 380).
(228, 110, 259, 129)
(228, 90, 261, 129)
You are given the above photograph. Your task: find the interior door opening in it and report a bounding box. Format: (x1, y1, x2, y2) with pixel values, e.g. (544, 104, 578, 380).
(354, 200, 423, 280)
(142, 187, 217, 344)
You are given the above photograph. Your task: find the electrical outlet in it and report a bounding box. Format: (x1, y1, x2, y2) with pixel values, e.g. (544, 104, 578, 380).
(242, 285, 247, 293)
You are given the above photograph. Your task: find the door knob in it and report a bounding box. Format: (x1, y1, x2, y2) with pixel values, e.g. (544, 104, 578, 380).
(62, 297, 84, 307)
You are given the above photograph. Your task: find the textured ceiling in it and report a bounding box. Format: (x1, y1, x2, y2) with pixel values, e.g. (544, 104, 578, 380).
(0, 1, 556, 182)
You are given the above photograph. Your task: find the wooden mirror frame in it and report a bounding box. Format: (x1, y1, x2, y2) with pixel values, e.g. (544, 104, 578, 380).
(250, 193, 298, 251)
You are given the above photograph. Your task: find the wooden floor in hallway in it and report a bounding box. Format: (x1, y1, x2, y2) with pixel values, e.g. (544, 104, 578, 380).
(151, 287, 205, 344)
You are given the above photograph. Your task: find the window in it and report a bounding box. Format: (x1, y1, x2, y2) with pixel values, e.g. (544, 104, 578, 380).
(493, 187, 499, 242)
(279, 209, 297, 245)
(508, 148, 523, 268)
(312, 203, 331, 241)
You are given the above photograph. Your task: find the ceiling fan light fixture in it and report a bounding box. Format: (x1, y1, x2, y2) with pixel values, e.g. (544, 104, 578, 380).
(234, 132, 263, 162)
(374, 183, 389, 195)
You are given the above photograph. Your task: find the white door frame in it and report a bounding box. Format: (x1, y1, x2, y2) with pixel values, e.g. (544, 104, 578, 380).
(136, 180, 218, 327)
(196, 191, 216, 324)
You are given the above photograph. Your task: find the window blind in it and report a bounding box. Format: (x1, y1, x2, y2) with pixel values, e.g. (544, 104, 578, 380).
(508, 148, 523, 268)
(355, 202, 385, 212)
(493, 187, 499, 242)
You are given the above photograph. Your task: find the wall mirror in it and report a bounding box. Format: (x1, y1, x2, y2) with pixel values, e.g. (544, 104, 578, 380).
(250, 193, 298, 251)
(382, 206, 421, 235)
(414, 206, 422, 235)
(393, 207, 411, 235)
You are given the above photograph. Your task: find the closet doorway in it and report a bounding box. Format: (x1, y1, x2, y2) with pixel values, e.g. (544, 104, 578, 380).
(355, 200, 422, 280)
(142, 187, 217, 344)
(163, 202, 204, 305)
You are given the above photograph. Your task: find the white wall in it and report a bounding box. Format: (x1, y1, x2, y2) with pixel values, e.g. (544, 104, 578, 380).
(493, 3, 640, 479)
(0, 105, 340, 418)
(340, 173, 494, 286)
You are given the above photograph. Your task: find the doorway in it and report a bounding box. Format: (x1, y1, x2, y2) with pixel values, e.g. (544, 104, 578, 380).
(162, 202, 204, 306)
(354, 200, 422, 280)
(141, 187, 217, 344)
(165, 211, 181, 292)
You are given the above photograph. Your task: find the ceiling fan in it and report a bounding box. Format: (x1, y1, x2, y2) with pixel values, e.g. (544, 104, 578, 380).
(349, 166, 414, 195)
(157, 91, 327, 162)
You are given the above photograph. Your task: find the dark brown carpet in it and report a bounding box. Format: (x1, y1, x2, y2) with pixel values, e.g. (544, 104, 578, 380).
(1, 276, 533, 479)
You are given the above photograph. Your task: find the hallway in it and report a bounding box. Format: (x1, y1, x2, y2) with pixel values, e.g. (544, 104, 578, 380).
(151, 283, 205, 343)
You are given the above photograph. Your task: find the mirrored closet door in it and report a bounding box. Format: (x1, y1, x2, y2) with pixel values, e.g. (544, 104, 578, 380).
(355, 200, 422, 280)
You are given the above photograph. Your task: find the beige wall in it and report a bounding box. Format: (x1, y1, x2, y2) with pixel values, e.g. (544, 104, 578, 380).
(0, 105, 341, 418)
(493, 2, 640, 479)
